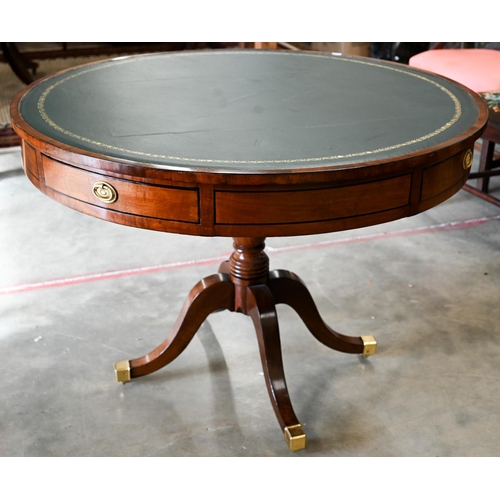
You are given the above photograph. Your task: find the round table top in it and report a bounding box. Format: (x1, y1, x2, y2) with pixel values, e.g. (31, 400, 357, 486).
(11, 50, 488, 238)
(14, 49, 485, 174)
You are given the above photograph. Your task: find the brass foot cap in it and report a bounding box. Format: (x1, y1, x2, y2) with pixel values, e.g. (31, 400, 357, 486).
(114, 360, 131, 383)
(361, 335, 377, 357)
(284, 424, 306, 452)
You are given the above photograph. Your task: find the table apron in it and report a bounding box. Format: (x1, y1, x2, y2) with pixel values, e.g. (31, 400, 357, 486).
(21, 141, 475, 237)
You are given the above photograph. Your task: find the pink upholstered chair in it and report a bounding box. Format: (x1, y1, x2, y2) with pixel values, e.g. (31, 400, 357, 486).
(409, 48, 500, 93)
(409, 48, 500, 204)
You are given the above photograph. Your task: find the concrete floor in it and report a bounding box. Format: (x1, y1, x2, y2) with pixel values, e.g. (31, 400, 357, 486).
(0, 145, 499, 457)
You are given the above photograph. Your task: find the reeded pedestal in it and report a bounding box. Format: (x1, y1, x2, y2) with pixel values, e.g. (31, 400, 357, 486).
(114, 237, 377, 451)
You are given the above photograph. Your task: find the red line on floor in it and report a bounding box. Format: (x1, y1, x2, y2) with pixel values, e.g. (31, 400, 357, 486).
(0, 255, 231, 296)
(266, 215, 500, 253)
(1, 215, 499, 296)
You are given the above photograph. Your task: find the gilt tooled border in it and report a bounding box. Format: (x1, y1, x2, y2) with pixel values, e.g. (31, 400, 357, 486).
(35, 50, 463, 166)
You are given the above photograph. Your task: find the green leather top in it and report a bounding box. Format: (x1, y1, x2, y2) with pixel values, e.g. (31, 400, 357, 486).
(18, 50, 480, 172)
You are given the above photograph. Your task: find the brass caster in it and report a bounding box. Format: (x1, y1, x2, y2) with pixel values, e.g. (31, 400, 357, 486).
(360, 335, 377, 357)
(114, 360, 131, 383)
(284, 424, 306, 452)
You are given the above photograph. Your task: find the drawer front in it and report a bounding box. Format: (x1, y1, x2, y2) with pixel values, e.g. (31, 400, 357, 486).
(420, 150, 470, 203)
(215, 175, 411, 225)
(417, 149, 472, 212)
(22, 142, 39, 180)
(42, 155, 199, 223)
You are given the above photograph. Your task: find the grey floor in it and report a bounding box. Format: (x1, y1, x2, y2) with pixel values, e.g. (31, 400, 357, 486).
(0, 145, 499, 457)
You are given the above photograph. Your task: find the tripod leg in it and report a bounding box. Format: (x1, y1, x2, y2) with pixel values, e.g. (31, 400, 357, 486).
(268, 270, 377, 356)
(114, 274, 235, 382)
(246, 284, 306, 451)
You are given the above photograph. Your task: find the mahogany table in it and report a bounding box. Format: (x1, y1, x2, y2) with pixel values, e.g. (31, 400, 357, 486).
(11, 50, 488, 451)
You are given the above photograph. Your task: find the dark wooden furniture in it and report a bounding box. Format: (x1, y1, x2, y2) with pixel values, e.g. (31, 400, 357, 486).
(11, 50, 487, 451)
(1, 42, 39, 84)
(0, 125, 21, 147)
(465, 98, 500, 205)
(1, 43, 230, 84)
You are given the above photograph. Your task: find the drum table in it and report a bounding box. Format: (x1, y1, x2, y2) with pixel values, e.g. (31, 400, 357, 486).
(11, 50, 488, 451)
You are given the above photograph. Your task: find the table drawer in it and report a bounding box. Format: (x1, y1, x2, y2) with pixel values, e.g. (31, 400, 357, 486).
(41, 155, 199, 223)
(215, 175, 411, 225)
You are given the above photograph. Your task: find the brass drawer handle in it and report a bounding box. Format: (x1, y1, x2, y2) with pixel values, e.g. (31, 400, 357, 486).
(93, 181, 117, 203)
(463, 149, 473, 170)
